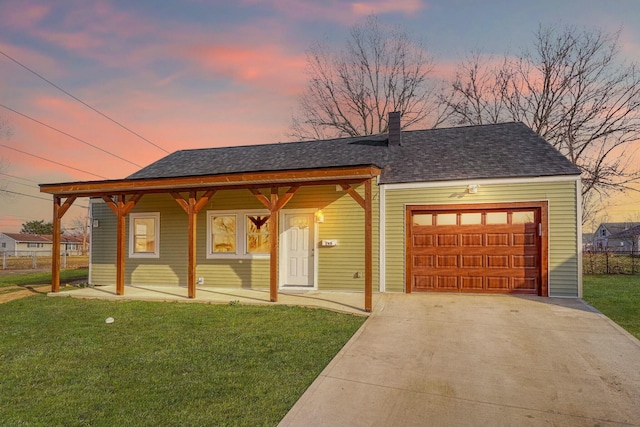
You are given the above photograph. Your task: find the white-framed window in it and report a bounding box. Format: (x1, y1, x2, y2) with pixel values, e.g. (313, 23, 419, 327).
(129, 212, 160, 258)
(207, 210, 271, 258)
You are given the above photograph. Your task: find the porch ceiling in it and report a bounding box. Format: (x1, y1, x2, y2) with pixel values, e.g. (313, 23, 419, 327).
(39, 165, 382, 197)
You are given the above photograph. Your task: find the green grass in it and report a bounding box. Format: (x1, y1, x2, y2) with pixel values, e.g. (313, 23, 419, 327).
(0, 296, 365, 427)
(0, 268, 88, 288)
(583, 275, 640, 340)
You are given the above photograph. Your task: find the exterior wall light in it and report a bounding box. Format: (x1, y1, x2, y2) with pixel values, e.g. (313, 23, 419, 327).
(315, 209, 325, 223)
(467, 184, 478, 194)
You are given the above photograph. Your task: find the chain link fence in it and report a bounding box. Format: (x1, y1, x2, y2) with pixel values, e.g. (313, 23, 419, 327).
(1, 252, 89, 270)
(583, 250, 640, 275)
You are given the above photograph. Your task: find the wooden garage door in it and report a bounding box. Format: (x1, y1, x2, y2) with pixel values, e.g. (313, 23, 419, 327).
(407, 203, 545, 295)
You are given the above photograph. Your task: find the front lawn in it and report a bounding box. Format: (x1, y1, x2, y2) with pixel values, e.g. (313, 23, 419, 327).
(0, 268, 89, 288)
(0, 296, 365, 427)
(583, 275, 640, 340)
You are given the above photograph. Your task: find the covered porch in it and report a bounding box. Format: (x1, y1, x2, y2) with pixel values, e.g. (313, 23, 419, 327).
(40, 166, 381, 312)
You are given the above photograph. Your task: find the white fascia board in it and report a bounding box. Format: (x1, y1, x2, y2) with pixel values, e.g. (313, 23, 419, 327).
(576, 179, 583, 298)
(381, 175, 581, 191)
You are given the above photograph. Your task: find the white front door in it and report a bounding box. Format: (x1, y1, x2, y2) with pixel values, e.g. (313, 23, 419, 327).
(282, 212, 315, 288)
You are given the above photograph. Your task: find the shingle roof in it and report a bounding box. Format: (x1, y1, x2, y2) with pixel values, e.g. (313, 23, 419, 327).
(0, 233, 83, 243)
(609, 225, 640, 239)
(601, 222, 640, 236)
(1, 233, 52, 243)
(128, 122, 580, 184)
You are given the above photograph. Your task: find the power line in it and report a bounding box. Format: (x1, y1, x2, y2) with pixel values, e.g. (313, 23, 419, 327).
(0, 144, 107, 179)
(1, 188, 57, 202)
(0, 189, 89, 208)
(0, 172, 39, 184)
(0, 103, 143, 168)
(4, 179, 37, 189)
(0, 48, 170, 154)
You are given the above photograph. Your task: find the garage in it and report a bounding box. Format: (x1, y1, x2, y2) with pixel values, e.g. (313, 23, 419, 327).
(406, 202, 548, 295)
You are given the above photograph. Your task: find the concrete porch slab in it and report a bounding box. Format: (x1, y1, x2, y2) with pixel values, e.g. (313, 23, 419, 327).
(48, 284, 378, 316)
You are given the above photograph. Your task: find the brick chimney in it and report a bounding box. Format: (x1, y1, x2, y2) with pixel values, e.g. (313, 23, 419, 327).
(388, 111, 402, 146)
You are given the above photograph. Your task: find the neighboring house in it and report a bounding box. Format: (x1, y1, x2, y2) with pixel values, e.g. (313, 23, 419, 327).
(592, 222, 640, 251)
(0, 233, 85, 256)
(40, 115, 583, 310)
(606, 225, 640, 253)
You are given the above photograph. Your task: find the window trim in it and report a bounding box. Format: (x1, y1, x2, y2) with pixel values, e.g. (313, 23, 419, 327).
(129, 212, 160, 258)
(206, 209, 270, 259)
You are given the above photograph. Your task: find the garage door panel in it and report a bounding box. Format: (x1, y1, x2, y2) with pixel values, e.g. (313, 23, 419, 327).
(513, 232, 536, 246)
(413, 255, 434, 268)
(437, 255, 458, 267)
(461, 255, 483, 267)
(487, 276, 510, 289)
(414, 275, 434, 290)
(486, 233, 510, 246)
(487, 255, 510, 268)
(461, 233, 483, 246)
(437, 276, 459, 289)
(437, 234, 458, 246)
(409, 205, 542, 295)
(461, 276, 484, 290)
(513, 255, 537, 268)
(513, 277, 537, 290)
(413, 234, 434, 247)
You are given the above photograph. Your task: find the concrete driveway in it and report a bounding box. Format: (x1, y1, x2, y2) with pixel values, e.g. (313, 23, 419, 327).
(279, 294, 640, 427)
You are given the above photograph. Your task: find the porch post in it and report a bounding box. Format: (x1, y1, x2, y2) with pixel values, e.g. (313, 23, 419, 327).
(172, 190, 215, 299)
(269, 187, 279, 302)
(116, 195, 126, 295)
(187, 194, 196, 298)
(52, 197, 61, 293)
(364, 179, 373, 312)
(51, 195, 77, 293)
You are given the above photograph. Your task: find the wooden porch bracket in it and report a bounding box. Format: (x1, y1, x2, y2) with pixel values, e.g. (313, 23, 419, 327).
(340, 183, 366, 209)
(171, 190, 215, 298)
(101, 194, 143, 295)
(249, 186, 300, 302)
(51, 196, 77, 293)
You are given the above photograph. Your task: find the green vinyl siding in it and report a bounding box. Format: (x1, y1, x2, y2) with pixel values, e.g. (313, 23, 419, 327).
(90, 201, 117, 285)
(285, 184, 380, 291)
(89, 181, 379, 291)
(383, 180, 580, 297)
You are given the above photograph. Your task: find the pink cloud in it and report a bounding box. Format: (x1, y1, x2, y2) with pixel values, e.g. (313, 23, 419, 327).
(182, 43, 307, 95)
(0, 2, 50, 29)
(351, 0, 425, 15)
(242, 0, 426, 23)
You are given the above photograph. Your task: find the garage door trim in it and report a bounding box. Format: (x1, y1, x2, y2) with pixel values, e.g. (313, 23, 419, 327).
(406, 202, 548, 296)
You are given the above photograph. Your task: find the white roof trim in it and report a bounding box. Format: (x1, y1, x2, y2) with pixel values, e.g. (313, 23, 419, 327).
(381, 174, 580, 190)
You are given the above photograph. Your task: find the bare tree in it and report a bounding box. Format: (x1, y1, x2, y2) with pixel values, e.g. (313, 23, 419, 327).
(68, 211, 90, 255)
(291, 15, 447, 140)
(443, 24, 640, 223)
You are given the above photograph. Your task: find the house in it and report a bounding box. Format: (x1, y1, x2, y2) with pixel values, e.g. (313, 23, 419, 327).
(0, 233, 52, 256)
(605, 224, 640, 253)
(0, 233, 86, 256)
(40, 114, 583, 311)
(592, 222, 640, 251)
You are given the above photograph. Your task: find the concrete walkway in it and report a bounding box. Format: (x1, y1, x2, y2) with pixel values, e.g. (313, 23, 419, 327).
(279, 293, 640, 427)
(48, 284, 376, 316)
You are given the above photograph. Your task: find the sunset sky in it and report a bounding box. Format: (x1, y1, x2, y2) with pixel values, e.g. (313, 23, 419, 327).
(1, 0, 639, 233)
